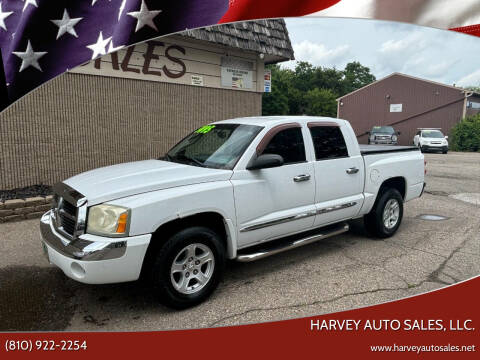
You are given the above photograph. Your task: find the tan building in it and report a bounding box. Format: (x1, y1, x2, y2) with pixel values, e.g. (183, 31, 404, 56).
(0, 20, 293, 190)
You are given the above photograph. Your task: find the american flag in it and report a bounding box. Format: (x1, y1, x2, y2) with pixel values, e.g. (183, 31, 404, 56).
(0, 0, 478, 106)
(0, 0, 230, 104)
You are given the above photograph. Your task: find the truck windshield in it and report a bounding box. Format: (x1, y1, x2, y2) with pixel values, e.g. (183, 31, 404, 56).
(421, 130, 444, 138)
(372, 126, 395, 134)
(165, 124, 263, 169)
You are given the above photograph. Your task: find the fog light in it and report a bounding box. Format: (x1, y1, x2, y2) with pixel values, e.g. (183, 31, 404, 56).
(71, 262, 86, 279)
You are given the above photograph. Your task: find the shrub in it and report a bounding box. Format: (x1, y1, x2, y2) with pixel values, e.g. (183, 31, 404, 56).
(450, 114, 480, 152)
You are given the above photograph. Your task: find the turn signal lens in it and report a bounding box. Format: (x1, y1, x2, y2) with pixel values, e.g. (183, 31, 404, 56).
(116, 212, 128, 233)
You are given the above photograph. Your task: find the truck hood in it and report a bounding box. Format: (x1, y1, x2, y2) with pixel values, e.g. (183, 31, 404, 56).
(63, 160, 233, 206)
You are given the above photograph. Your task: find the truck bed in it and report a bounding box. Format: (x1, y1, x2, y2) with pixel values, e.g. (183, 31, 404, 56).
(360, 144, 420, 155)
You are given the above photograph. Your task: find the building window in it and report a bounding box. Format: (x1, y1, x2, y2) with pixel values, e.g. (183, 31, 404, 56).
(467, 101, 480, 109)
(309, 126, 348, 160)
(262, 128, 306, 164)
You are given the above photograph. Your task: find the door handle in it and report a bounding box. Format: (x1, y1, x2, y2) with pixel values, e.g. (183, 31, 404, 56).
(293, 174, 311, 182)
(346, 167, 359, 175)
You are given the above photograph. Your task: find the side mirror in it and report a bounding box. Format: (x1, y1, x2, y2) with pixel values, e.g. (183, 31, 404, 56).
(247, 154, 284, 170)
(445, 136, 449, 139)
(366, 131, 371, 135)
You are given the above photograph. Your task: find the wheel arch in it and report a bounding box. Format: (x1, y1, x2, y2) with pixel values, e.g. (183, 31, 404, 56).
(140, 212, 235, 278)
(378, 176, 406, 201)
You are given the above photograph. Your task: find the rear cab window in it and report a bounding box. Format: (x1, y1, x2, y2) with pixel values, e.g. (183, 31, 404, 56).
(308, 124, 348, 161)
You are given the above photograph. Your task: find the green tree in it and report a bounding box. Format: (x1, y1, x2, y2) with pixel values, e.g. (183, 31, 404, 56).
(304, 88, 338, 117)
(261, 60, 376, 116)
(450, 114, 480, 152)
(342, 61, 376, 94)
(464, 86, 480, 93)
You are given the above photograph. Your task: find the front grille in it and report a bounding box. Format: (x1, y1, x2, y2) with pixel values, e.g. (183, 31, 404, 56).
(57, 198, 77, 236)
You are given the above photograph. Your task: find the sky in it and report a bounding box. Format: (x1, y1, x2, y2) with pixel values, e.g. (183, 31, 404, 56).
(283, 17, 480, 88)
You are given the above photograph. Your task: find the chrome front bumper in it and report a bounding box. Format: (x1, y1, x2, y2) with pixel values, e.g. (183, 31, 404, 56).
(40, 211, 126, 261)
(40, 211, 151, 284)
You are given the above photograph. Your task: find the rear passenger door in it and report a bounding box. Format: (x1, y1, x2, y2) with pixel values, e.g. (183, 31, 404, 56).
(232, 124, 316, 248)
(308, 123, 364, 228)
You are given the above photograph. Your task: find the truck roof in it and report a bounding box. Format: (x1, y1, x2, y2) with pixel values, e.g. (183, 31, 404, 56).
(213, 116, 347, 128)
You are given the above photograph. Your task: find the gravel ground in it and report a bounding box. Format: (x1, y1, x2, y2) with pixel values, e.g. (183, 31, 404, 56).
(0, 152, 478, 331)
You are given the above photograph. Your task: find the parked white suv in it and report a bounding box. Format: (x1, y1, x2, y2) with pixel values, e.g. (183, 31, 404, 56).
(413, 129, 449, 154)
(41, 116, 425, 308)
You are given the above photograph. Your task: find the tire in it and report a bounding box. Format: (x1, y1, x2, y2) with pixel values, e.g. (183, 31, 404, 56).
(442, 150, 448, 154)
(149, 226, 225, 309)
(364, 188, 404, 239)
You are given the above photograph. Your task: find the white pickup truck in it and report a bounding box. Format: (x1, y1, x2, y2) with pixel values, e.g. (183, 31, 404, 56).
(40, 116, 425, 308)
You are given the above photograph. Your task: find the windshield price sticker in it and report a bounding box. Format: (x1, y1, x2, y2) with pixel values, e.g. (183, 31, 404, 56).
(196, 125, 216, 134)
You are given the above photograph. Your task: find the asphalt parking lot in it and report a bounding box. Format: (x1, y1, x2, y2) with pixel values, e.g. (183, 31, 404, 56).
(0, 152, 479, 331)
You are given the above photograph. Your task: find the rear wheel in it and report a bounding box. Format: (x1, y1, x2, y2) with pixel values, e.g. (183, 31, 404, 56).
(149, 226, 225, 309)
(364, 188, 404, 238)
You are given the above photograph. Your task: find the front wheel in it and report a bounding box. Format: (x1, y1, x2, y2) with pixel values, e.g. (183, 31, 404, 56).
(364, 188, 404, 238)
(149, 226, 225, 309)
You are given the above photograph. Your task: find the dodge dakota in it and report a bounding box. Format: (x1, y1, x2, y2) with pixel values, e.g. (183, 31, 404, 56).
(40, 116, 425, 308)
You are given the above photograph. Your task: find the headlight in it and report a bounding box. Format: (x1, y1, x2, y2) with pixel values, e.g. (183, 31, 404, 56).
(391, 135, 398, 142)
(87, 204, 130, 237)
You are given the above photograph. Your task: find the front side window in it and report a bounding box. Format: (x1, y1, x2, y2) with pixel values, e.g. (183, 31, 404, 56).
(262, 127, 306, 165)
(309, 126, 348, 160)
(166, 124, 263, 169)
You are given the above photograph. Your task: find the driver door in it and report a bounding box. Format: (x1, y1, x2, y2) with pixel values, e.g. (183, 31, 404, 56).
(231, 124, 316, 248)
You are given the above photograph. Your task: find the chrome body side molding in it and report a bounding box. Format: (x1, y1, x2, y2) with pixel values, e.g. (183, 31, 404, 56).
(316, 201, 357, 215)
(239, 202, 357, 233)
(239, 210, 316, 233)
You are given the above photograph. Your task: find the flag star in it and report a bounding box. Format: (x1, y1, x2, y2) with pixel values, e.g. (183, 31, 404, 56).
(0, 3, 13, 31)
(127, 0, 162, 32)
(86, 31, 111, 59)
(51, 9, 83, 39)
(13, 40, 47, 72)
(22, 0, 38, 12)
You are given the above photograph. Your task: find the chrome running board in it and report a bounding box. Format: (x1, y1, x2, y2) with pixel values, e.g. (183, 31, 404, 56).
(236, 223, 349, 262)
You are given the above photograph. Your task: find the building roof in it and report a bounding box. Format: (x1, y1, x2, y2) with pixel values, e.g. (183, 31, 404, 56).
(337, 72, 476, 101)
(180, 19, 294, 64)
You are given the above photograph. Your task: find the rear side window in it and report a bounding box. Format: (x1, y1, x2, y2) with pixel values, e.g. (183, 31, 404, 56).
(262, 128, 306, 164)
(309, 126, 348, 160)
